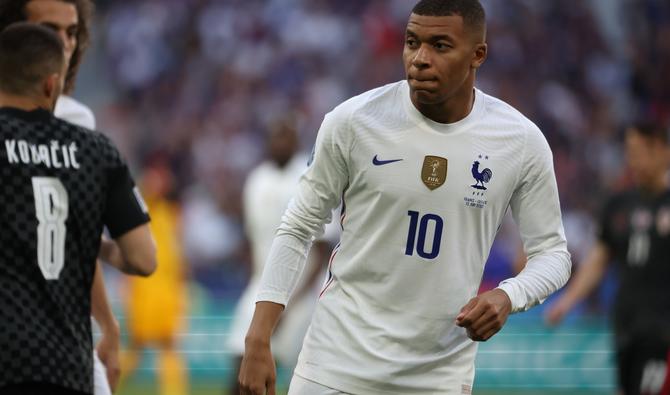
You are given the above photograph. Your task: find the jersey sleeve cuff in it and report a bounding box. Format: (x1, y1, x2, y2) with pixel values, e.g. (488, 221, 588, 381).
(496, 282, 527, 313)
(255, 291, 288, 307)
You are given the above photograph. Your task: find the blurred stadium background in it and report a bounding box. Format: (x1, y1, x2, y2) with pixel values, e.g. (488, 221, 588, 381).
(73, 0, 669, 394)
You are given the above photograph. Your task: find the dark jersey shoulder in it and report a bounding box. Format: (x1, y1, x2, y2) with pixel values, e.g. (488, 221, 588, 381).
(597, 190, 636, 250)
(597, 187, 670, 336)
(0, 107, 149, 393)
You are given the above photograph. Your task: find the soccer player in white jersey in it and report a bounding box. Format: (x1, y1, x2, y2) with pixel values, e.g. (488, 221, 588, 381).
(0, 1, 119, 394)
(228, 118, 336, 394)
(240, 0, 572, 394)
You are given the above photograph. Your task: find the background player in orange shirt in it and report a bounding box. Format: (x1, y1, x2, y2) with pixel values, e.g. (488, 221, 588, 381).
(121, 154, 189, 395)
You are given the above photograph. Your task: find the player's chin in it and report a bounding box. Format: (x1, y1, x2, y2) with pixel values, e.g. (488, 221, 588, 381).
(411, 89, 443, 105)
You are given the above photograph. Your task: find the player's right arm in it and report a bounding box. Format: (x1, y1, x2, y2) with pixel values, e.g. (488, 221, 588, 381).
(545, 193, 617, 326)
(545, 241, 610, 325)
(239, 104, 351, 394)
(239, 302, 284, 395)
(90, 261, 121, 391)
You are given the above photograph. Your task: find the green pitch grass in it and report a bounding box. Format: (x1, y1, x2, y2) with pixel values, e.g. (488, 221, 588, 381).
(111, 290, 616, 395)
(117, 379, 613, 395)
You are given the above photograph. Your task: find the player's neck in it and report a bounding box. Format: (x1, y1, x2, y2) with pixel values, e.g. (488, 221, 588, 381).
(413, 85, 475, 124)
(640, 173, 669, 196)
(653, 173, 669, 194)
(0, 92, 53, 113)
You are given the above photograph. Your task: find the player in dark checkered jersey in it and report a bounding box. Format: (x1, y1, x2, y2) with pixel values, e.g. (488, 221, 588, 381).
(0, 1, 126, 393)
(0, 24, 156, 395)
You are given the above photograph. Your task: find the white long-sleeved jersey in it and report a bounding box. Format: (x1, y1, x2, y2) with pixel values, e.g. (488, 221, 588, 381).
(55, 95, 96, 130)
(258, 81, 571, 394)
(244, 154, 309, 279)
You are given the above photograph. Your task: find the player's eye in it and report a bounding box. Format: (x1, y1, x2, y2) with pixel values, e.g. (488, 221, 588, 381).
(66, 27, 78, 40)
(405, 37, 419, 48)
(40, 22, 59, 33)
(434, 42, 451, 51)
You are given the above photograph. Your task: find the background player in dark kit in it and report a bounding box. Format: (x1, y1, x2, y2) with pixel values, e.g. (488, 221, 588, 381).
(547, 123, 670, 395)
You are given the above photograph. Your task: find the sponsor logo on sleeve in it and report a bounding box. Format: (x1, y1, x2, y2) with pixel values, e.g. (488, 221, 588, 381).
(133, 186, 149, 214)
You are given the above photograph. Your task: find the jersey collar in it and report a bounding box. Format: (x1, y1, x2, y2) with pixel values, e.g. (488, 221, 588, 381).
(0, 106, 53, 122)
(401, 81, 485, 135)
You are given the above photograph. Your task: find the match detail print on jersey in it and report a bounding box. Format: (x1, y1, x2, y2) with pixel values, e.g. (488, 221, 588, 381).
(421, 155, 447, 190)
(32, 177, 69, 280)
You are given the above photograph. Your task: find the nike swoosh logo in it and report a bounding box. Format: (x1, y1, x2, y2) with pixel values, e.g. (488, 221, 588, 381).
(372, 155, 403, 166)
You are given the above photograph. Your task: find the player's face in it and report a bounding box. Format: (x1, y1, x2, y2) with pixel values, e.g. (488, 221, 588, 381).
(625, 128, 669, 188)
(268, 127, 298, 167)
(403, 13, 486, 106)
(141, 164, 173, 198)
(25, 0, 78, 68)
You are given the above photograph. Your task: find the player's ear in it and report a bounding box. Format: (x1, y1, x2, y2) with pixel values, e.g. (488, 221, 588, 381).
(471, 42, 487, 69)
(43, 72, 63, 105)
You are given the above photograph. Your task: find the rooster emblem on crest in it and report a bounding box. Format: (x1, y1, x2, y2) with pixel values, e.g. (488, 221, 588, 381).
(471, 160, 492, 190)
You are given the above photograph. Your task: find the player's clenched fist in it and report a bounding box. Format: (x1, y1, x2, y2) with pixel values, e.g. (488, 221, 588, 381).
(239, 337, 277, 395)
(455, 289, 512, 342)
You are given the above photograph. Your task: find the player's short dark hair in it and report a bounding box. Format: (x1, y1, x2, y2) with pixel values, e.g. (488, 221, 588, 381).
(412, 0, 486, 39)
(630, 121, 669, 145)
(0, 0, 94, 94)
(0, 22, 64, 95)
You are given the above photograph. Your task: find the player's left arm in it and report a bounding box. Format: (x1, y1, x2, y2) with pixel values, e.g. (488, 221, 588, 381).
(99, 236, 124, 269)
(457, 125, 572, 341)
(99, 229, 156, 277)
(90, 261, 121, 392)
(102, 135, 156, 277)
(109, 224, 156, 276)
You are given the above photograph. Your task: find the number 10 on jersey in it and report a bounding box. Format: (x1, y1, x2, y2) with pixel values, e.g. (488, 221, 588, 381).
(405, 210, 443, 259)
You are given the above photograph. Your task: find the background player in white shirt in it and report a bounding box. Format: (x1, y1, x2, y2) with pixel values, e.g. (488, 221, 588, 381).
(240, 0, 572, 394)
(228, 117, 336, 394)
(0, 1, 121, 394)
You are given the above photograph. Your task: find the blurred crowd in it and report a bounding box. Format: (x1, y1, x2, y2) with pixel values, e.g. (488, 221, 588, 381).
(81, 0, 669, 307)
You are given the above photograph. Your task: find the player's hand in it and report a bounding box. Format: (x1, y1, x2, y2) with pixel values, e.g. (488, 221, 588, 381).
(96, 319, 121, 392)
(455, 289, 512, 341)
(239, 337, 276, 395)
(544, 298, 571, 326)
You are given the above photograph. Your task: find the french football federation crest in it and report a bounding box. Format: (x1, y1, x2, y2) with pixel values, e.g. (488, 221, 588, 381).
(471, 160, 492, 190)
(421, 156, 447, 190)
